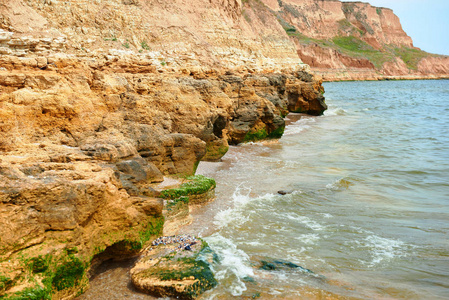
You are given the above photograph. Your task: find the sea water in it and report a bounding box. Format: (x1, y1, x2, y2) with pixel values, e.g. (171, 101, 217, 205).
(79, 80, 449, 299)
(187, 80, 449, 299)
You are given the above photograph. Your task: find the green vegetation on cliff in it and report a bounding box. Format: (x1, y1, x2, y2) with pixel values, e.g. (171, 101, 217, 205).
(393, 47, 431, 70)
(286, 28, 435, 70)
(272, 0, 444, 73)
(332, 36, 393, 68)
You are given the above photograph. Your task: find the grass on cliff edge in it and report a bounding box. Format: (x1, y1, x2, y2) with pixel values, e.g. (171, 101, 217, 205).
(160, 175, 216, 200)
(392, 46, 433, 70)
(288, 30, 436, 70)
(331, 36, 394, 69)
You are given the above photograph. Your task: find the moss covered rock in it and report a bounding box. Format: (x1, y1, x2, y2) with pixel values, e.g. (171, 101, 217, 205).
(160, 175, 216, 204)
(203, 141, 229, 162)
(131, 236, 217, 299)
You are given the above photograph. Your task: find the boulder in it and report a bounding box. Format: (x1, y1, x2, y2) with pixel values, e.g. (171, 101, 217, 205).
(116, 157, 164, 184)
(131, 236, 217, 299)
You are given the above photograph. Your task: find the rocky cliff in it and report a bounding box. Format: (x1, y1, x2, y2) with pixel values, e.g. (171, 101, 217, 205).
(0, 0, 326, 299)
(262, 0, 449, 81)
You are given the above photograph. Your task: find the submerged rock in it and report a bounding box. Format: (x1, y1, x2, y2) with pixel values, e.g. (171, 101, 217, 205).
(258, 258, 313, 274)
(131, 236, 217, 299)
(277, 190, 294, 195)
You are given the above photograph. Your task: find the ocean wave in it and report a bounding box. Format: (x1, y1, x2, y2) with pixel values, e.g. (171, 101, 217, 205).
(326, 177, 355, 191)
(213, 185, 277, 229)
(319, 213, 334, 219)
(214, 208, 250, 229)
(205, 234, 254, 296)
(283, 125, 310, 136)
(324, 107, 347, 116)
(284, 117, 316, 136)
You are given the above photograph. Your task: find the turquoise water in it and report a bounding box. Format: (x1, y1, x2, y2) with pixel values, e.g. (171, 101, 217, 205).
(191, 80, 449, 299)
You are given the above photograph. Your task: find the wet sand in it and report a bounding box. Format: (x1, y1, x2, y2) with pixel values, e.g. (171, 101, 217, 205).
(76, 258, 157, 300)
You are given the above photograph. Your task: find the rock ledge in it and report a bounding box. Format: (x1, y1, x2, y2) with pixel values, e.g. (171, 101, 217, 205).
(131, 235, 217, 300)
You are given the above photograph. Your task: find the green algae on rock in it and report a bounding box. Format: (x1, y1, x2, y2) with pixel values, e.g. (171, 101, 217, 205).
(203, 142, 230, 162)
(160, 175, 217, 235)
(0, 215, 164, 300)
(160, 175, 216, 204)
(0, 251, 88, 300)
(131, 236, 217, 299)
(243, 125, 286, 142)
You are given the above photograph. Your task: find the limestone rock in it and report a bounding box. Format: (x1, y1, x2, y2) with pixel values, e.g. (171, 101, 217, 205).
(159, 175, 216, 235)
(0, 0, 329, 298)
(116, 157, 164, 184)
(286, 80, 327, 116)
(131, 236, 217, 299)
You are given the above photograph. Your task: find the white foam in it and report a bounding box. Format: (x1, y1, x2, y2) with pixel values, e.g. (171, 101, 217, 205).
(268, 288, 283, 296)
(320, 213, 334, 219)
(205, 234, 254, 296)
(362, 235, 406, 266)
(286, 213, 326, 231)
(295, 233, 320, 245)
(213, 185, 252, 228)
(239, 241, 264, 247)
(213, 186, 277, 228)
(283, 125, 310, 136)
(324, 107, 347, 116)
(284, 117, 316, 136)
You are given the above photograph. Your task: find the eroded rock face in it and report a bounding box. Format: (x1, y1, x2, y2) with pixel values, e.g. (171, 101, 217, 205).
(0, 0, 302, 71)
(0, 154, 165, 298)
(0, 54, 325, 298)
(0, 56, 325, 159)
(0, 0, 327, 298)
(265, 0, 449, 81)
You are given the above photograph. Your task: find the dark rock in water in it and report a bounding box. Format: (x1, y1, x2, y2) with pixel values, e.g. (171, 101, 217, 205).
(260, 260, 277, 270)
(242, 276, 256, 283)
(277, 190, 293, 195)
(258, 258, 314, 274)
(273, 260, 300, 268)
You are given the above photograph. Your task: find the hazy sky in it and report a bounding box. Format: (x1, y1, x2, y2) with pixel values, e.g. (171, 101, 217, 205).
(341, 0, 449, 55)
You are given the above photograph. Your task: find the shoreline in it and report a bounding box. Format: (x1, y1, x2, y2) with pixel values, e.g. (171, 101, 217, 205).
(77, 113, 320, 300)
(323, 76, 449, 82)
(312, 70, 449, 82)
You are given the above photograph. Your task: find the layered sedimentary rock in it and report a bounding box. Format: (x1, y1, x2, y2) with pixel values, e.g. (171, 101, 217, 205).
(0, 60, 324, 298)
(0, 1, 327, 298)
(263, 0, 449, 80)
(0, 0, 304, 71)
